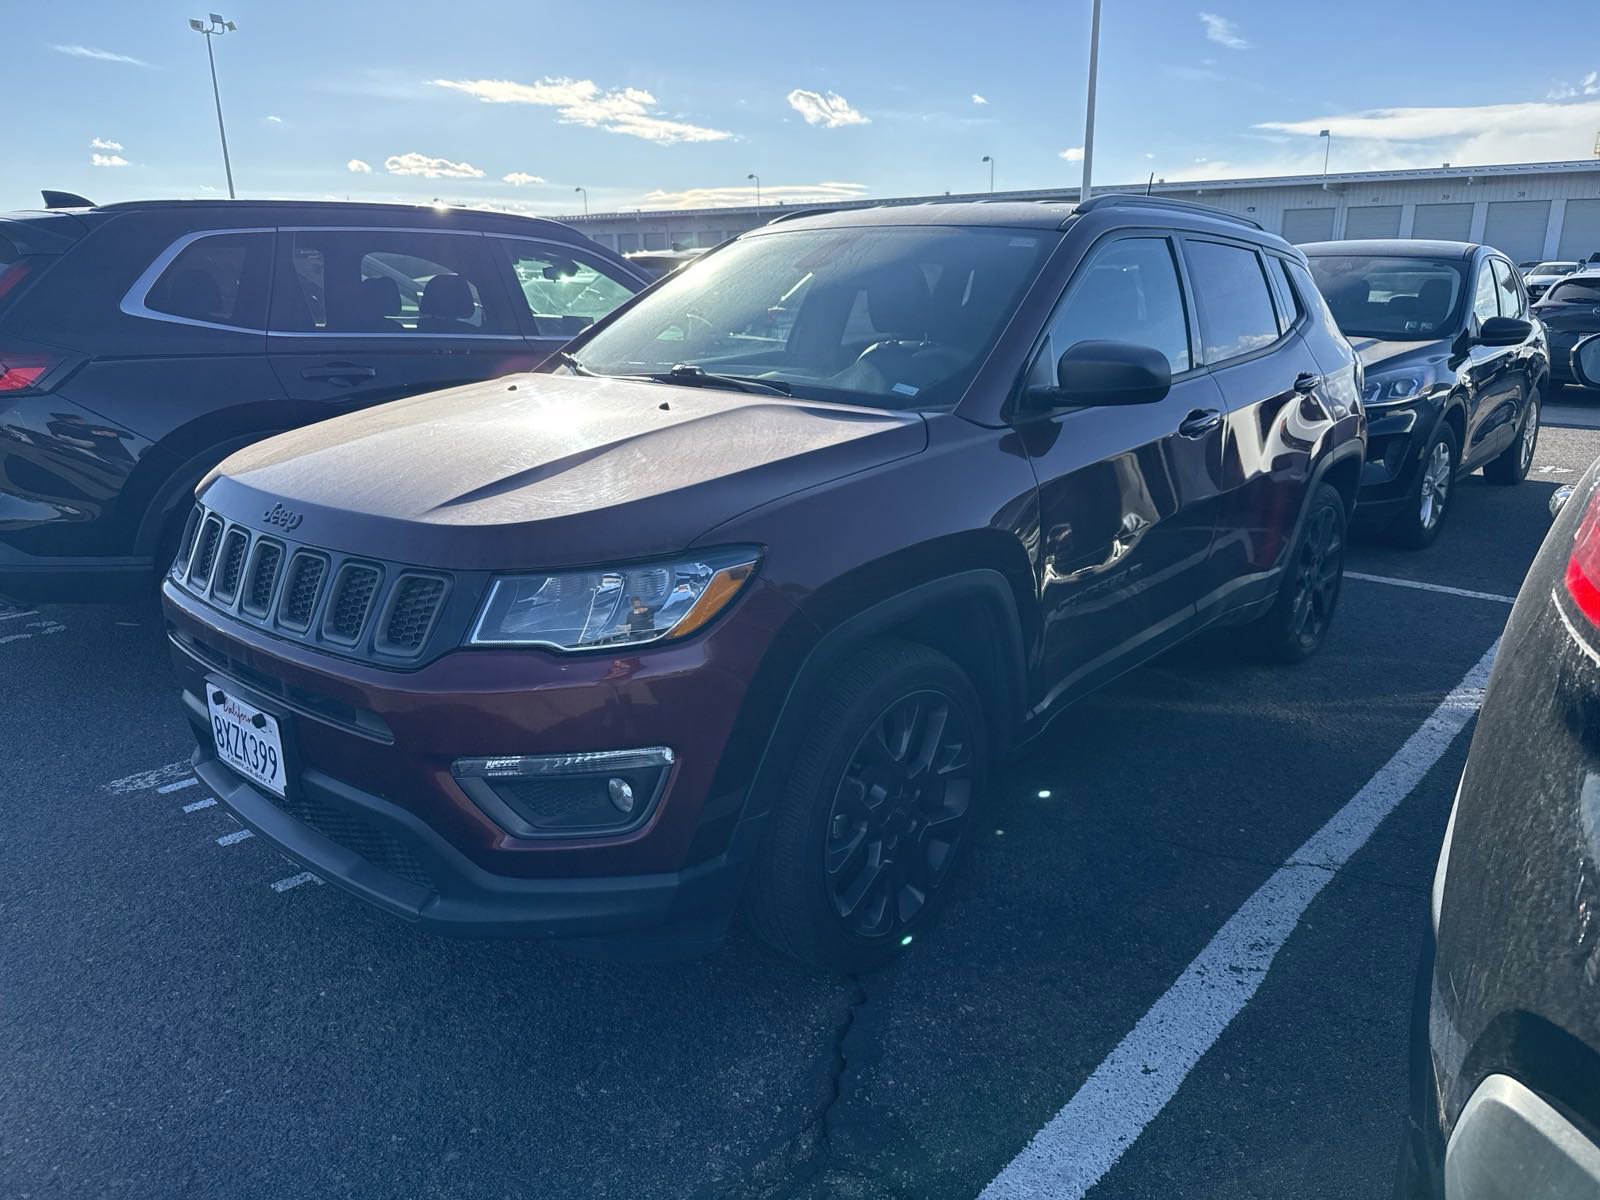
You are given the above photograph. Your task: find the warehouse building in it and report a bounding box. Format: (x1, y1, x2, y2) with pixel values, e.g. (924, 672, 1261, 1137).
(565, 159, 1600, 266)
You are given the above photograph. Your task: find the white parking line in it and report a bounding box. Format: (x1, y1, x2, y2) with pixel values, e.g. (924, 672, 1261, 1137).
(270, 872, 322, 893)
(104, 761, 193, 794)
(1346, 571, 1517, 605)
(0, 618, 66, 645)
(215, 829, 254, 847)
(157, 778, 199, 794)
(181, 797, 218, 813)
(981, 639, 1499, 1200)
(0, 609, 40, 622)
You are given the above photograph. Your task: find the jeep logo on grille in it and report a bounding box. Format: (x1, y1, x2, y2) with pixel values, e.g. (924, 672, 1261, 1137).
(262, 502, 304, 531)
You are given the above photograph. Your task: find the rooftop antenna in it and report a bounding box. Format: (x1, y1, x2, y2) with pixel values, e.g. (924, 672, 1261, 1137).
(1146, 172, 1155, 196)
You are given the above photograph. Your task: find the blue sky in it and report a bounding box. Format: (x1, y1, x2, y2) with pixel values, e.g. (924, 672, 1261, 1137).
(11, 0, 1600, 215)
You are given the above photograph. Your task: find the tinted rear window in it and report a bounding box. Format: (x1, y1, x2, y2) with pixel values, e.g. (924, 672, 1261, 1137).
(1184, 240, 1280, 363)
(144, 232, 272, 330)
(1544, 277, 1600, 305)
(1305, 254, 1467, 340)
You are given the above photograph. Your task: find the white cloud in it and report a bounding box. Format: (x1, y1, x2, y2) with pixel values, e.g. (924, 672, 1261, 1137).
(52, 44, 150, 67)
(1060, 146, 1085, 162)
(641, 180, 868, 210)
(383, 152, 484, 179)
(1198, 13, 1250, 50)
(431, 77, 732, 144)
(346, 159, 373, 173)
(971, 93, 988, 106)
(501, 171, 545, 186)
(1255, 97, 1600, 165)
(787, 89, 869, 128)
(90, 153, 128, 168)
(90, 137, 123, 151)
(266, 115, 283, 124)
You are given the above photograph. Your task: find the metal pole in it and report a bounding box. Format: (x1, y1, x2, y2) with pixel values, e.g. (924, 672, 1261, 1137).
(203, 31, 235, 199)
(575, 186, 588, 215)
(989, 158, 995, 193)
(748, 174, 761, 206)
(1080, 0, 1102, 202)
(1322, 132, 1332, 174)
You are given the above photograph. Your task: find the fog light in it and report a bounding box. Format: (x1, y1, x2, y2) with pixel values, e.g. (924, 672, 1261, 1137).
(452, 747, 673, 838)
(608, 777, 635, 815)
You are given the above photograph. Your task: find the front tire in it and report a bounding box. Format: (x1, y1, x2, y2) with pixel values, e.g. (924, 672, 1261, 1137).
(745, 640, 987, 973)
(1239, 483, 1347, 663)
(1387, 423, 1459, 549)
(1482, 387, 1539, 485)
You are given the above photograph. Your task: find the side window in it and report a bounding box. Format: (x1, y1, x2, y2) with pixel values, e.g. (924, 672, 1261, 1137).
(269, 230, 513, 335)
(493, 240, 639, 338)
(1492, 259, 1525, 318)
(1032, 236, 1192, 383)
(1472, 261, 1500, 325)
(1183, 239, 1281, 363)
(144, 232, 271, 329)
(1266, 256, 1304, 334)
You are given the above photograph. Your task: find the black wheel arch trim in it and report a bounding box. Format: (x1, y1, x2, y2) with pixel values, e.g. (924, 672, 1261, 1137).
(133, 430, 291, 559)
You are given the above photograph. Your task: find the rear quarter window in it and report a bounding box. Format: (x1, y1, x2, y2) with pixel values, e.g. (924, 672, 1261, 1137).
(141, 232, 272, 330)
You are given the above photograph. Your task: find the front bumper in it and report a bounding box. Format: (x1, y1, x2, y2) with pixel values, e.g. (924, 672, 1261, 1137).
(164, 574, 806, 942)
(1354, 406, 1429, 521)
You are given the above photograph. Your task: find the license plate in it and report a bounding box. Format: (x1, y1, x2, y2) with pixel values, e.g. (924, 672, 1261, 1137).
(207, 685, 287, 798)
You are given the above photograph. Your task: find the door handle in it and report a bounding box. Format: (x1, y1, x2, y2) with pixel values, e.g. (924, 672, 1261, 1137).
(1178, 408, 1223, 438)
(300, 364, 377, 382)
(1293, 372, 1323, 395)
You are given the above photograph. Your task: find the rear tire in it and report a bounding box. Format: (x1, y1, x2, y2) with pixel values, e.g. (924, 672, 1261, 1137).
(1238, 483, 1347, 664)
(745, 640, 988, 973)
(1482, 386, 1539, 485)
(1387, 423, 1459, 549)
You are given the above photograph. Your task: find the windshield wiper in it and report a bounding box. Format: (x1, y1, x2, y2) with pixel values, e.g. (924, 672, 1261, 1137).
(555, 350, 600, 377)
(642, 363, 792, 397)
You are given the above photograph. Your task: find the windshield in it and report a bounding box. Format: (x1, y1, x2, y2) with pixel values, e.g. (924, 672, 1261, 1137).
(1542, 276, 1600, 304)
(1305, 255, 1467, 340)
(1532, 262, 1578, 276)
(567, 226, 1058, 411)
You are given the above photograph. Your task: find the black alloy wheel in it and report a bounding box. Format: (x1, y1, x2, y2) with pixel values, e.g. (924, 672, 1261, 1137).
(1241, 482, 1348, 663)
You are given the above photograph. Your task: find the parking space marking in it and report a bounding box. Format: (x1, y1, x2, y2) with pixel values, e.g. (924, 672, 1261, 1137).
(157, 778, 199, 794)
(981, 639, 1499, 1200)
(270, 872, 322, 893)
(181, 797, 217, 813)
(0, 609, 40, 622)
(215, 829, 254, 847)
(1346, 571, 1517, 605)
(0, 617, 67, 645)
(104, 761, 194, 794)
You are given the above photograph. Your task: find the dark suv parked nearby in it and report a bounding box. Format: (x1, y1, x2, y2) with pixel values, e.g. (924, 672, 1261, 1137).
(0, 197, 648, 602)
(1303, 240, 1547, 548)
(163, 195, 1365, 970)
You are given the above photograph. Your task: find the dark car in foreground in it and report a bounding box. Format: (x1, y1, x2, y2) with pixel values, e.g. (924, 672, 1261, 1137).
(1396, 339, 1600, 1197)
(162, 195, 1365, 971)
(1535, 271, 1600, 389)
(0, 196, 647, 603)
(1304, 240, 1547, 548)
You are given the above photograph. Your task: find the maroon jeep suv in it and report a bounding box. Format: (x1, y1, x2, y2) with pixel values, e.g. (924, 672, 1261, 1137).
(162, 196, 1365, 971)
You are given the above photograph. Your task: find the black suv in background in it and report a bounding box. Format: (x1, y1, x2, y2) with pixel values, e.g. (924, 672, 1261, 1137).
(0, 198, 648, 602)
(1302, 240, 1547, 548)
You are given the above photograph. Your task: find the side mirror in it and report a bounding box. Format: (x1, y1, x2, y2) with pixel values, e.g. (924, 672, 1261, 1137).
(1026, 340, 1172, 409)
(1476, 316, 1533, 348)
(1573, 334, 1600, 390)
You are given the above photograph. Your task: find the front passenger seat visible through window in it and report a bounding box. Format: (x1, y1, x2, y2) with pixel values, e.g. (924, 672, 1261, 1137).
(417, 274, 476, 333)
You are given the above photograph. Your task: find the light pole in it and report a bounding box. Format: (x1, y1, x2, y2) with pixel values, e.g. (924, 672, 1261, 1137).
(982, 155, 994, 193)
(1320, 129, 1332, 175)
(574, 186, 588, 216)
(747, 173, 761, 207)
(188, 14, 237, 199)
(1080, 0, 1102, 202)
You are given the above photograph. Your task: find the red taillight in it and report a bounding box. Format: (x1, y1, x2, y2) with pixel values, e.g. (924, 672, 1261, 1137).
(0, 348, 68, 394)
(1565, 491, 1600, 624)
(0, 259, 33, 303)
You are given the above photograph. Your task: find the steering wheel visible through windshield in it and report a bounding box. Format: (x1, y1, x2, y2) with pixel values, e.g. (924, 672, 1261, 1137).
(564, 225, 1059, 410)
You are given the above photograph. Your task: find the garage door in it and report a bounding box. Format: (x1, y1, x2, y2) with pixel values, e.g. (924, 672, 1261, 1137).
(1343, 206, 1402, 240)
(1411, 203, 1473, 242)
(1557, 198, 1600, 261)
(1482, 200, 1551, 263)
(1281, 208, 1335, 244)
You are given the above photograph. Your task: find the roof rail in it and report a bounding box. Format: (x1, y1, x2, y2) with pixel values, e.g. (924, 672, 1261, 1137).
(766, 206, 849, 226)
(1073, 192, 1263, 230)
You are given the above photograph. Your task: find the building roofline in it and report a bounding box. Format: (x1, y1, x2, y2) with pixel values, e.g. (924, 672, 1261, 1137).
(559, 158, 1600, 225)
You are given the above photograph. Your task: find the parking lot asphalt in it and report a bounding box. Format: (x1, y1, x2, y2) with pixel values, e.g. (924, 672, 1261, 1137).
(3, 423, 1597, 1200)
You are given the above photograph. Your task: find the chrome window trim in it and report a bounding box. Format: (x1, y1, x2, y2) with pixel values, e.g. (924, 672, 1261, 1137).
(119, 227, 275, 333)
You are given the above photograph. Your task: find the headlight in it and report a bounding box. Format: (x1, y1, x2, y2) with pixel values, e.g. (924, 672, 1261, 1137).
(1361, 375, 1428, 408)
(467, 548, 760, 650)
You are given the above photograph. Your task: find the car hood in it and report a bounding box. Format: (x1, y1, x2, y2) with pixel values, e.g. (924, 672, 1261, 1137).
(1346, 336, 1453, 376)
(199, 373, 927, 570)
